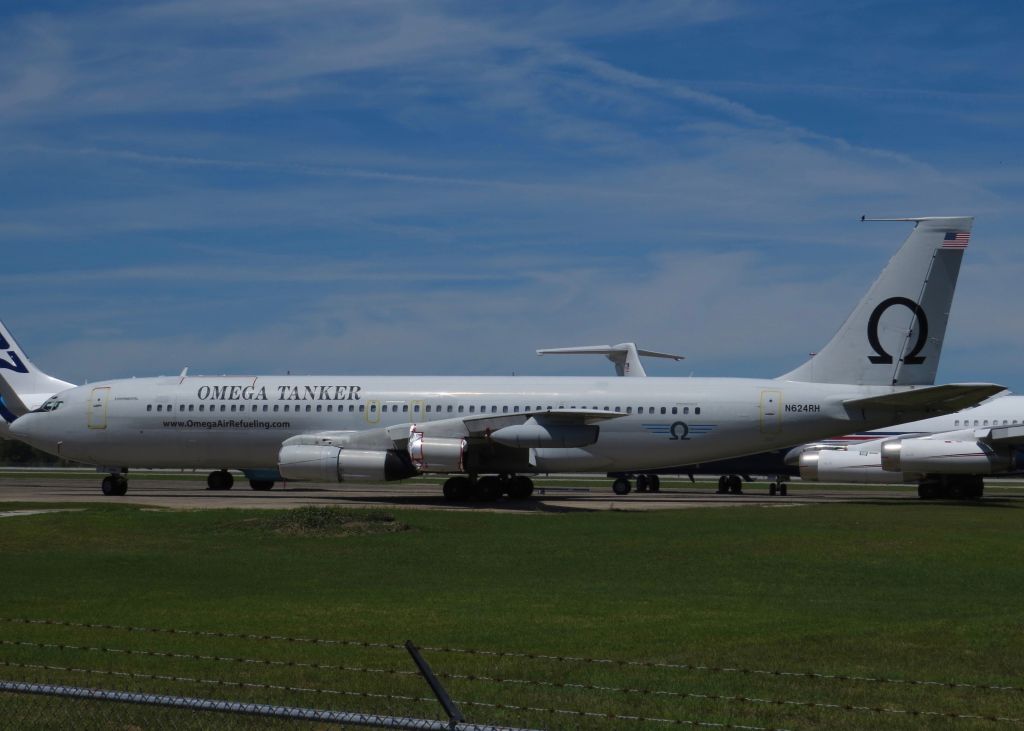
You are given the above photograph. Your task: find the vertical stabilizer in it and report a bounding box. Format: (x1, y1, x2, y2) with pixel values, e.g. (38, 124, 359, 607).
(0, 321, 75, 422)
(780, 217, 971, 386)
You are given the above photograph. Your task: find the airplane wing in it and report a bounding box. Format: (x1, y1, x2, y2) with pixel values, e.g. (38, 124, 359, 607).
(973, 424, 1024, 447)
(282, 409, 628, 451)
(844, 383, 1006, 415)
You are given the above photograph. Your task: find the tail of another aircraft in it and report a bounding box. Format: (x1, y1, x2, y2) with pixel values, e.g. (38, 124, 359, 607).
(780, 216, 972, 386)
(0, 320, 75, 423)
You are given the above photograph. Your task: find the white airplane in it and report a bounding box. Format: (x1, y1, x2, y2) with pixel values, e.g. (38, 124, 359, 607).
(793, 393, 1024, 498)
(5, 217, 1003, 500)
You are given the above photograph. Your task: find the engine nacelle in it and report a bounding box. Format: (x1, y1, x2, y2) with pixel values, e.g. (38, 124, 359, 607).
(489, 422, 599, 448)
(799, 448, 909, 484)
(881, 438, 1011, 475)
(408, 433, 466, 472)
(278, 445, 416, 482)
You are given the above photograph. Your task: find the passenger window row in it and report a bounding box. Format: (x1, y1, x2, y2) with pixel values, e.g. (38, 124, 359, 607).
(145, 402, 704, 416)
(146, 401, 362, 413)
(954, 418, 1020, 427)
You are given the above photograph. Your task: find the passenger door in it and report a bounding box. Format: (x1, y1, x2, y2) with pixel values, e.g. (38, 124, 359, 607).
(87, 387, 111, 430)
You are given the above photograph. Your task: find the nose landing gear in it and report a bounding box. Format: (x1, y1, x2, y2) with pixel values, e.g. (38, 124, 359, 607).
(100, 473, 128, 496)
(206, 470, 234, 490)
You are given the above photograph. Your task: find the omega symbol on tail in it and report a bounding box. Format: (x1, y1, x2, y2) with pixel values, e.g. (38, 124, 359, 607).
(866, 296, 929, 365)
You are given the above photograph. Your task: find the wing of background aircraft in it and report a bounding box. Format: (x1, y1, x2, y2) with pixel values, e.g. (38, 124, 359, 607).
(796, 418, 1024, 498)
(537, 343, 684, 377)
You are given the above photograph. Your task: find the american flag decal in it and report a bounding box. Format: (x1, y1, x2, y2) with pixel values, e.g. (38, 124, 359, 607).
(941, 231, 970, 249)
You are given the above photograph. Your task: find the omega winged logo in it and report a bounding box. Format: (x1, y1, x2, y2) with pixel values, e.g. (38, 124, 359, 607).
(866, 296, 929, 365)
(642, 422, 715, 440)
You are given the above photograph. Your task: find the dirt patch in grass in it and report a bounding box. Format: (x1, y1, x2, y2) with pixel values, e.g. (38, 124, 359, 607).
(253, 506, 409, 537)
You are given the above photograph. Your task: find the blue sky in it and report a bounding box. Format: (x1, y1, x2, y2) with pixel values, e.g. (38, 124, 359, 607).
(2, 1, 1022, 389)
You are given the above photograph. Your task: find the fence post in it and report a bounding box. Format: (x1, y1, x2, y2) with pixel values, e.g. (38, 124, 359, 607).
(405, 640, 465, 728)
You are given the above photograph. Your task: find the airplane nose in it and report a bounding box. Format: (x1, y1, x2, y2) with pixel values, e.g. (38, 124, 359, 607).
(10, 413, 65, 458)
(10, 414, 42, 446)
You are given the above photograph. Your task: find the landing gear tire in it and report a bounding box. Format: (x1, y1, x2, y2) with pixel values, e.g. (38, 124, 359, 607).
(474, 476, 503, 502)
(716, 476, 728, 494)
(612, 477, 632, 495)
(249, 480, 274, 491)
(779, 483, 788, 496)
(506, 476, 535, 500)
(207, 470, 234, 490)
(636, 474, 649, 493)
(918, 482, 939, 500)
(769, 483, 777, 496)
(648, 475, 661, 492)
(727, 474, 743, 495)
(101, 475, 128, 496)
(442, 476, 473, 501)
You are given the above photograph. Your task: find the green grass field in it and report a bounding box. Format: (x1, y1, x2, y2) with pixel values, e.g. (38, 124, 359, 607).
(1, 497, 1023, 729)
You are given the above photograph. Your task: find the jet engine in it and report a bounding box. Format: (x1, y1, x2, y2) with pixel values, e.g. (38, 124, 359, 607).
(278, 444, 416, 482)
(880, 439, 1018, 475)
(408, 432, 466, 472)
(798, 448, 907, 484)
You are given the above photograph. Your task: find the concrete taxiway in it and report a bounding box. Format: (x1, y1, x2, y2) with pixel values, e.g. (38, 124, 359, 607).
(2, 473, 1022, 512)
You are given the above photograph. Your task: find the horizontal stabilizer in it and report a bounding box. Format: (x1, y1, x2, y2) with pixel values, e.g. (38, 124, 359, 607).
(538, 343, 684, 377)
(844, 383, 1006, 415)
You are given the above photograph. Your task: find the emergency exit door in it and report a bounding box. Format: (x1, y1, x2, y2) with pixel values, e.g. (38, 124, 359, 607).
(759, 390, 782, 434)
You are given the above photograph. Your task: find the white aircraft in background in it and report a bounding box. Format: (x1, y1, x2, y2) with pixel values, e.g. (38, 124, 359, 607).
(792, 394, 1024, 498)
(557, 343, 1024, 500)
(5, 217, 1003, 500)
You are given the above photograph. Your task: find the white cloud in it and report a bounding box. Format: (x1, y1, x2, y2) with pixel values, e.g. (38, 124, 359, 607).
(1, 0, 1020, 394)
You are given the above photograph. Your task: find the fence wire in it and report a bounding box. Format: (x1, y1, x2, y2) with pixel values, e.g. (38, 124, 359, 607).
(4, 616, 1018, 694)
(3, 616, 1023, 730)
(0, 680, 541, 731)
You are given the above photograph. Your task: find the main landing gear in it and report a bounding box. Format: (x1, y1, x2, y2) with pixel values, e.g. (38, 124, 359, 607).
(716, 474, 744, 495)
(101, 472, 128, 496)
(611, 474, 662, 495)
(441, 474, 535, 502)
(917, 476, 984, 500)
(716, 474, 789, 496)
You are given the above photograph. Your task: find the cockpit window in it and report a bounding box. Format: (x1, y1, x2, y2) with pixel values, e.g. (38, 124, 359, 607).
(34, 397, 65, 413)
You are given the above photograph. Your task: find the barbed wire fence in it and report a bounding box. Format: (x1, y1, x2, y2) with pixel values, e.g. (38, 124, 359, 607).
(1, 617, 1022, 730)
